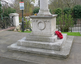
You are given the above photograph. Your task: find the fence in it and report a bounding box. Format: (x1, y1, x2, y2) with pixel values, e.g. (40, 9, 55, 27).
(0, 17, 12, 29)
(72, 19, 81, 32)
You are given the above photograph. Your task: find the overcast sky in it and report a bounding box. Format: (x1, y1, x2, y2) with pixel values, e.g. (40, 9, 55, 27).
(3, 0, 49, 6)
(3, 0, 38, 6)
(3, 0, 14, 3)
(35, 0, 38, 6)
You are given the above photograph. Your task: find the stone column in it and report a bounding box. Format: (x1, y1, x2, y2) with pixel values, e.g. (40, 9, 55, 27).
(40, 0, 48, 10)
(30, 0, 57, 37)
(37, 0, 51, 16)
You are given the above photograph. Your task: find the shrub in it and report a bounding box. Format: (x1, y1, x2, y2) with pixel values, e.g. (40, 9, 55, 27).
(63, 7, 72, 14)
(33, 7, 40, 14)
(50, 9, 52, 14)
(73, 5, 81, 18)
(55, 8, 62, 17)
(57, 14, 74, 32)
(0, 2, 2, 19)
(24, 18, 31, 31)
(0, 2, 2, 15)
(3, 7, 16, 17)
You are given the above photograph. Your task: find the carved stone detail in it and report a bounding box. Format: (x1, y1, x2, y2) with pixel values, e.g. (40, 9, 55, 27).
(37, 20, 46, 30)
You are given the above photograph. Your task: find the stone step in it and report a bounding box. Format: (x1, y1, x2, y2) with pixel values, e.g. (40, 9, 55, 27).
(7, 36, 74, 59)
(26, 35, 57, 43)
(17, 34, 67, 51)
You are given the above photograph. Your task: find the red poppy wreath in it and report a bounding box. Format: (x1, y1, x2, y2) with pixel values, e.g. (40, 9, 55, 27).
(55, 31, 63, 39)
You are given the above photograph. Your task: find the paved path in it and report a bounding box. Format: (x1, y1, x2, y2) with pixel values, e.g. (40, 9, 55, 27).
(0, 31, 81, 64)
(0, 27, 15, 32)
(0, 57, 34, 64)
(0, 31, 36, 64)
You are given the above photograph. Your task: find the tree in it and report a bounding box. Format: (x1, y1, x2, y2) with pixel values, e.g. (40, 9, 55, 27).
(55, 8, 62, 17)
(57, 14, 74, 32)
(33, 7, 40, 14)
(13, 0, 34, 15)
(63, 7, 72, 14)
(49, 0, 80, 13)
(0, 1, 2, 17)
(73, 5, 81, 18)
(3, 7, 16, 17)
(0, 0, 11, 17)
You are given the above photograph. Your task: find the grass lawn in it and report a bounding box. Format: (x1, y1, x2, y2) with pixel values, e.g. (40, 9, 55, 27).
(20, 31, 32, 33)
(20, 31, 81, 36)
(62, 32, 81, 36)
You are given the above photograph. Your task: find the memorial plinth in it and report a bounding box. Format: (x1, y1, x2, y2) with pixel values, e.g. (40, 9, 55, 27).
(7, 0, 74, 59)
(30, 15, 57, 37)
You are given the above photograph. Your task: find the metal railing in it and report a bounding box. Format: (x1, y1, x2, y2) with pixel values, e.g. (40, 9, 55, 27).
(72, 19, 81, 32)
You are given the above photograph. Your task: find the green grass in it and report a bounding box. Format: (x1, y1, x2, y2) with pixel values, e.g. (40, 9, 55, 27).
(20, 31, 81, 36)
(62, 32, 81, 36)
(20, 31, 32, 33)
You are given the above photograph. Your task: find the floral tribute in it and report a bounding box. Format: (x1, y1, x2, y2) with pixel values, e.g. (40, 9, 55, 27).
(55, 31, 63, 39)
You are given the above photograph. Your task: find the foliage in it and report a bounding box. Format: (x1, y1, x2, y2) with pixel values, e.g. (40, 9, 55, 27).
(57, 14, 74, 32)
(20, 31, 32, 33)
(50, 9, 52, 14)
(73, 5, 81, 18)
(33, 7, 40, 14)
(0, 3, 12, 29)
(3, 7, 16, 17)
(0, 17, 10, 29)
(49, 0, 77, 13)
(63, 7, 72, 14)
(25, 0, 34, 14)
(14, 0, 34, 15)
(0, 2, 2, 17)
(55, 8, 62, 17)
(24, 18, 31, 30)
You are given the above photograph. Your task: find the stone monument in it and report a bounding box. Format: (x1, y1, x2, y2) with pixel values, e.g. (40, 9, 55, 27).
(8, 0, 74, 58)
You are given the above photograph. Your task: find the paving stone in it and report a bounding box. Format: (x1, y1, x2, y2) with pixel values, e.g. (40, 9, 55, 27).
(0, 57, 37, 64)
(0, 31, 81, 64)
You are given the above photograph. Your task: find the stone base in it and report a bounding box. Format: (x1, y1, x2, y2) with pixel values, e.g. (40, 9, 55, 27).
(37, 9, 51, 16)
(17, 34, 67, 51)
(7, 34, 74, 58)
(26, 35, 57, 43)
(17, 34, 66, 51)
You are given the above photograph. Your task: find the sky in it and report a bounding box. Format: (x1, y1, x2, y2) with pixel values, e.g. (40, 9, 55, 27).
(3, 0, 49, 6)
(35, 0, 38, 6)
(3, 0, 14, 4)
(3, 0, 38, 6)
